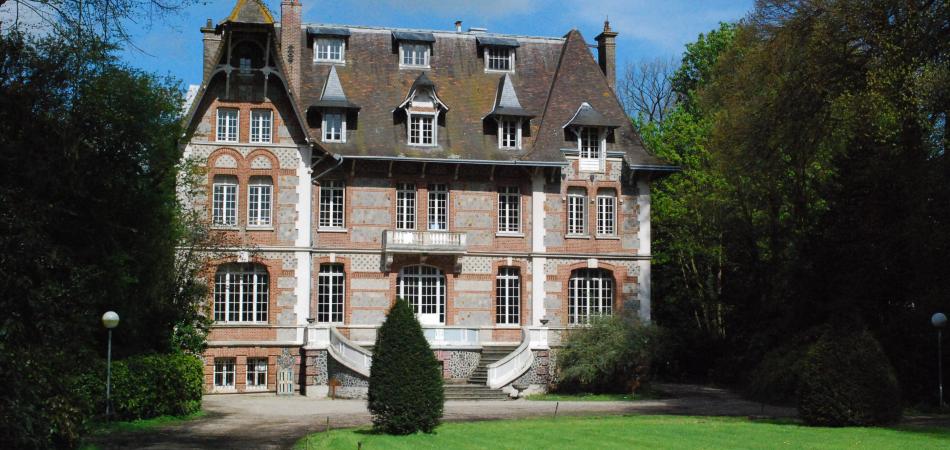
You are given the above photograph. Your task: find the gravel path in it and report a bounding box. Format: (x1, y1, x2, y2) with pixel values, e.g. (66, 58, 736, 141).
(89, 384, 795, 449)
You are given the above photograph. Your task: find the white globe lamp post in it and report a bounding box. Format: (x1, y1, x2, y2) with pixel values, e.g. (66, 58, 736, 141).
(102, 311, 120, 418)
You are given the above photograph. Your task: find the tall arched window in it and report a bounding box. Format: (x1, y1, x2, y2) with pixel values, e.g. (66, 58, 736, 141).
(214, 264, 269, 323)
(568, 268, 613, 324)
(397, 265, 445, 325)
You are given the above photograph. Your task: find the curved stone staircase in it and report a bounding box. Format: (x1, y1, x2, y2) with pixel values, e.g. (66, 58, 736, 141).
(443, 345, 518, 400)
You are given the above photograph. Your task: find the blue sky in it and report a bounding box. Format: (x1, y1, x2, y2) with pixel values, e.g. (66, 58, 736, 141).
(4, 0, 753, 87)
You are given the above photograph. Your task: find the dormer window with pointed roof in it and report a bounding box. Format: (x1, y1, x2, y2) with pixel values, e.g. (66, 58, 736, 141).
(307, 66, 360, 144)
(485, 73, 532, 150)
(563, 102, 622, 172)
(399, 72, 448, 147)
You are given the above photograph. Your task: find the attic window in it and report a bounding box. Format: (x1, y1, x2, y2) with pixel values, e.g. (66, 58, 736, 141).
(408, 113, 435, 146)
(314, 38, 345, 63)
(578, 126, 605, 172)
(401, 43, 430, 68)
(322, 111, 346, 143)
(485, 47, 514, 72)
(498, 117, 521, 149)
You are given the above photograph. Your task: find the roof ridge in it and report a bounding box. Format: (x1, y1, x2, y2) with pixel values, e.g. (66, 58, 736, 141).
(300, 22, 567, 42)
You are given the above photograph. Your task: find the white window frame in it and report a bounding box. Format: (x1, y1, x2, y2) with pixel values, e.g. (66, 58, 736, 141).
(318, 180, 345, 230)
(396, 183, 416, 230)
(578, 126, 605, 172)
(596, 190, 616, 236)
(317, 264, 345, 323)
(216, 108, 239, 143)
(214, 358, 236, 388)
(495, 267, 521, 325)
(212, 175, 238, 227)
(314, 37, 345, 63)
(400, 42, 430, 68)
(250, 109, 272, 143)
(568, 268, 614, 324)
(247, 176, 272, 228)
(485, 46, 515, 72)
(213, 264, 269, 323)
(427, 184, 448, 231)
(498, 117, 521, 150)
(397, 265, 446, 324)
(408, 112, 436, 146)
(497, 186, 521, 234)
(246, 358, 268, 389)
(322, 111, 346, 143)
(567, 188, 587, 236)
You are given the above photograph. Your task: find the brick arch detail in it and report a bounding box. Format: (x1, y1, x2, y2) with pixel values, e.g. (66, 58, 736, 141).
(556, 260, 629, 324)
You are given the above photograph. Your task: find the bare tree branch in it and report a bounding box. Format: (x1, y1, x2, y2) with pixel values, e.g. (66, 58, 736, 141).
(618, 56, 677, 124)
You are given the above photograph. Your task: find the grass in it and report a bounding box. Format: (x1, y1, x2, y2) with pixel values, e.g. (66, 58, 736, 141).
(525, 385, 668, 401)
(295, 415, 950, 449)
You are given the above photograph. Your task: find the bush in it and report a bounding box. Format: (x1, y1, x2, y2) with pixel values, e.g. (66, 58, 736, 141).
(798, 326, 902, 426)
(76, 353, 203, 422)
(556, 315, 660, 394)
(368, 298, 443, 434)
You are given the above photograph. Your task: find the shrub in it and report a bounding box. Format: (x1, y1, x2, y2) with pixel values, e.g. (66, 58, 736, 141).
(556, 315, 660, 394)
(798, 326, 902, 426)
(368, 298, 443, 434)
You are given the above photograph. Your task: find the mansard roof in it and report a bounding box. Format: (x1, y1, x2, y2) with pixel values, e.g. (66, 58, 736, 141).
(296, 24, 668, 168)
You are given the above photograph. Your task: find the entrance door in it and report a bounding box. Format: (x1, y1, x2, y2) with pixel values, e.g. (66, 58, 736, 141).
(398, 265, 445, 325)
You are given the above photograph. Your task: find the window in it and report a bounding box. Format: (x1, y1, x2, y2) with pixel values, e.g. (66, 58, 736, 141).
(246, 358, 268, 389)
(568, 268, 614, 324)
(213, 264, 269, 323)
(212, 175, 238, 227)
(578, 126, 603, 171)
(322, 111, 345, 143)
(217, 109, 238, 142)
(214, 358, 236, 388)
(239, 58, 252, 74)
(314, 38, 345, 62)
(400, 43, 430, 67)
(319, 180, 345, 229)
(317, 264, 345, 323)
(498, 186, 520, 233)
(250, 110, 272, 143)
(486, 46, 513, 71)
(427, 184, 447, 231)
(496, 267, 520, 324)
(396, 183, 416, 230)
(408, 114, 435, 146)
(498, 117, 521, 149)
(247, 176, 272, 227)
(596, 189, 616, 236)
(567, 188, 587, 235)
(397, 265, 445, 325)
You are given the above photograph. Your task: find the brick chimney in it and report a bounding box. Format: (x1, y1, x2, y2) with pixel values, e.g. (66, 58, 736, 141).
(595, 19, 618, 92)
(280, 0, 303, 95)
(201, 18, 222, 84)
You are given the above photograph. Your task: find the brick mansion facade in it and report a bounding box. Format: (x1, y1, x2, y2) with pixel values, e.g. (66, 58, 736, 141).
(180, 0, 674, 397)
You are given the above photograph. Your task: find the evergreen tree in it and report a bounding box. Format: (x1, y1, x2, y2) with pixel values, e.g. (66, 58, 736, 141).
(368, 298, 443, 434)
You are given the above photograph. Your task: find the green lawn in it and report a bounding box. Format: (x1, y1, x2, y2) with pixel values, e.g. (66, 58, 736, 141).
(295, 415, 950, 450)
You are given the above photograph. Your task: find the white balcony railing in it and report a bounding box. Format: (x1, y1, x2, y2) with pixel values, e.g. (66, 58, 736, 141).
(423, 327, 480, 347)
(383, 230, 467, 253)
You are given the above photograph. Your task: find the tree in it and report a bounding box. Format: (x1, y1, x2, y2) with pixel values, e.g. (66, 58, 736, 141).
(368, 299, 444, 435)
(556, 315, 660, 394)
(618, 57, 677, 124)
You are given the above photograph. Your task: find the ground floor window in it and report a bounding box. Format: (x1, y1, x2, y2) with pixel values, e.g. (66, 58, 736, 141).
(397, 265, 445, 325)
(246, 358, 268, 389)
(317, 264, 345, 323)
(214, 358, 235, 388)
(568, 268, 614, 324)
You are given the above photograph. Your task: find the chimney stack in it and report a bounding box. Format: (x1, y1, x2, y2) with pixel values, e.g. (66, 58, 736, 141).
(280, 0, 303, 95)
(595, 19, 618, 92)
(201, 18, 221, 84)
(455, 20, 462, 32)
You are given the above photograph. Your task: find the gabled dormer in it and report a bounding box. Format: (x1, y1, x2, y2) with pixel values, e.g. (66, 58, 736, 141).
(309, 66, 360, 143)
(485, 73, 533, 150)
(562, 102, 621, 172)
(397, 72, 448, 147)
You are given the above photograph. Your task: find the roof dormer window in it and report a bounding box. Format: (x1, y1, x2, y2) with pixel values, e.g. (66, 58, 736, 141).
(314, 38, 345, 63)
(578, 126, 605, 172)
(498, 117, 521, 149)
(486, 47, 514, 72)
(399, 72, 448, 147)
(400, 43, 430, 68)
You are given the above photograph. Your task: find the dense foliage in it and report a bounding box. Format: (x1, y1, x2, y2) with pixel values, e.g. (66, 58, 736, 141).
(0, 33, 203, 448)
(556, 316, 660, 394)
(368, 299, 444, 434)
(798, 326, 902, 426)
(75, 354, 204, 421)
(644, 0, 950, 408)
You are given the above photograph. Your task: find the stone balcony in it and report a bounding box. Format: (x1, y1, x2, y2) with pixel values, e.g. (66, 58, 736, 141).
(382, 229, 468, 269)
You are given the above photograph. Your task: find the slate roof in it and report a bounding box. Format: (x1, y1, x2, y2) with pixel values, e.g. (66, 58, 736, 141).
(298, 25, 668, 168)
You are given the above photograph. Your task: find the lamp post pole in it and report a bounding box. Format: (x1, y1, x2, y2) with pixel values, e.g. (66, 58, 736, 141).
(933, 312, 947, 409)
(102, 311, 120, 419)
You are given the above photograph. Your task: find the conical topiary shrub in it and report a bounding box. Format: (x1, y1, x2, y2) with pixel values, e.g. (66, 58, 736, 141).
(368, 298, 444, 434)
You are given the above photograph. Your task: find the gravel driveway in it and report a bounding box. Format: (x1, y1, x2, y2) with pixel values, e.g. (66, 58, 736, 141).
(89, 384, 795, 449)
